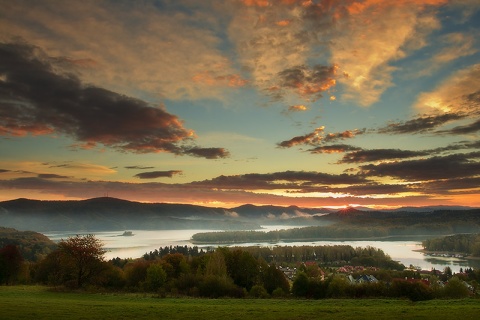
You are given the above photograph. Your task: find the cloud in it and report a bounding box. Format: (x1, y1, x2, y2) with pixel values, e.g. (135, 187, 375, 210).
(415, 64, 480, 115)
(182, 147, 231, 159)
(0, 175, 433, 207)
(191, 170, 369, 190)
(0, 169, 10, 173)
(134, 170, 182, 179)
(0, 42, 228, 158)
(44, 162, 116, 175)
(432, 32, 477, 64)
(192, 71, 248, 88)
(277, 127, 324, 148)
(421, 176, 480, 194)
(277, 127, 364, 148)
(437, 118, 480, 135)
(37, 174, 70, 179)
(327, 0, 445, 106)
(125, 166, 155, 170)
(0, 0, 241, 101)
(270, 64, 337, 101)
(324, 129, 366, 143)
(359, 153, 480, 181)
(308, 144, 361, 154)
(286, 105, 308, 113)
(338, 149, 429, 164)
(377, 113, 465, 134)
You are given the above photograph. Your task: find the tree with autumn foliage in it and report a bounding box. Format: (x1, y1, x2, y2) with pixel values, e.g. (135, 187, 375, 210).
(58, 234, 106, 287)
(37, 234, 107, 288)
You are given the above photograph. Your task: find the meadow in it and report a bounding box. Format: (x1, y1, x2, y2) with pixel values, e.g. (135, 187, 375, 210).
(1, 286, 479, 320)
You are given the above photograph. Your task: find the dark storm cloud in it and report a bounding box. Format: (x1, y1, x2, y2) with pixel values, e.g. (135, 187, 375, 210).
(191, 170, 369, 190)
(377, 113, 465, 134)
(338, 148, 429, 164)
(359, 153, 480, 181)
(134, 170, 182, 179)
(37, 173, 69, 179)
(0, 41, 228, 158)
(125, 166, 155, 170)
(308, 144, 361, 154)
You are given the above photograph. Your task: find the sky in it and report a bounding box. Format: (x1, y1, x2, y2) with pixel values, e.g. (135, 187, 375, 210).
(1, 0, 479, 209)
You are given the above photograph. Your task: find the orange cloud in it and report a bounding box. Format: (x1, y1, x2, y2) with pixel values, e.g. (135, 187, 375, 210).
(192, 71, 248, 88)
(346, 0, 448, 15)
(276, 19, 292, 26)
(241, 0, 270, 7)
(288, 105, 308, 112)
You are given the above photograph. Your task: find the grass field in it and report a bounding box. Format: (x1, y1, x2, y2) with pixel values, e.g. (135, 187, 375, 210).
(1, 286, 479, 320)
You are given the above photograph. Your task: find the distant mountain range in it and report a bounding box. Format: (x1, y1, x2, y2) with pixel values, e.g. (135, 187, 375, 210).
(0, 197, 326, 232)
(0, 197, 478, 232)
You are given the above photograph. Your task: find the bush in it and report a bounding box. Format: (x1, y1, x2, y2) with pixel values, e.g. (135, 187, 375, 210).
(390, 280, 433, 301)
(443, 277, 471, 299)
(249, 285, 269, 298)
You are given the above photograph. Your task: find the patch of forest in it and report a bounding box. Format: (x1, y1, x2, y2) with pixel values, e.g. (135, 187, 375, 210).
(192, 209, 480, 243)
(3, 235, 479, 301)
(422, 234, 480, 256)
(0, 227, 56, 261)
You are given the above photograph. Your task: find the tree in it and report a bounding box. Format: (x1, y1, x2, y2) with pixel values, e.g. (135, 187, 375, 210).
(145, 264, 167, 291)
(57, 234, 106, 287)
(443, 277, 470, 298)
(291, 271, 309, 297)
(0, 245, 23, 285)
(261, 264, 290, 295)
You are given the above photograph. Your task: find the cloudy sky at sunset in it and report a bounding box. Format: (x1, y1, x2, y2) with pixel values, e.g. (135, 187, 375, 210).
(1, 0, 479, 208)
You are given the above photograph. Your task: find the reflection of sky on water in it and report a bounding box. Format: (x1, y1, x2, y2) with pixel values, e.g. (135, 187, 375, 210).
(45, 228, 479, 273)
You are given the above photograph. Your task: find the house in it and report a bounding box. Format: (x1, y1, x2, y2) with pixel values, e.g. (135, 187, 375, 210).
(356, 275, 378, 284)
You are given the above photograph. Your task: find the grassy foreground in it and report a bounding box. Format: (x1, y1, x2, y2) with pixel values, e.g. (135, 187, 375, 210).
(1, 286, 479, 320)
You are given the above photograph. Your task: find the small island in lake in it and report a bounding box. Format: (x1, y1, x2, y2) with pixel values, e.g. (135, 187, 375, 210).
(120, 231, 134, 237)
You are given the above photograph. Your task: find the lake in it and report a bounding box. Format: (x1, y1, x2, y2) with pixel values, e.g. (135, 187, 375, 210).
(45, 227, 480, 273)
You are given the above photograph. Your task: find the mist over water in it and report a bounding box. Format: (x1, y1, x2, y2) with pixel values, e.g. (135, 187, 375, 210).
(45, 227, 480, 273)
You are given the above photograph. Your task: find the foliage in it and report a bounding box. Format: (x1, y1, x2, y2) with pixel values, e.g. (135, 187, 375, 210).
(422, 234, 480, 256)
(443, 277, 471, 299)
(0, 244, 23, 284)
(144, 264, 167, 291)
(36, 234, 106, 288)
(191, 209, 480, 244)
(0, 227, 56, 261)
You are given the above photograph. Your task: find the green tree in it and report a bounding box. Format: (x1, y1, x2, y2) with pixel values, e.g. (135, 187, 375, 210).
(145, 264, 167, 291)
(261, 264, 290, 295)
(291, 271, 309, 297)
(443, 277, 470, 298)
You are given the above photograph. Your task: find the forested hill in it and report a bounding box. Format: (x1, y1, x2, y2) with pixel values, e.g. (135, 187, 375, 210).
(0, 227, 56, 261)
(1, 197, 479, 234)
(192, 208, 480, 243)
(0, 197, 327, 232)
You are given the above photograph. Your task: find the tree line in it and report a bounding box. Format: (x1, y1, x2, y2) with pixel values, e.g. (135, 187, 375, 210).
(1, 235, 479, 301)
(422, 234, 480, 256)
